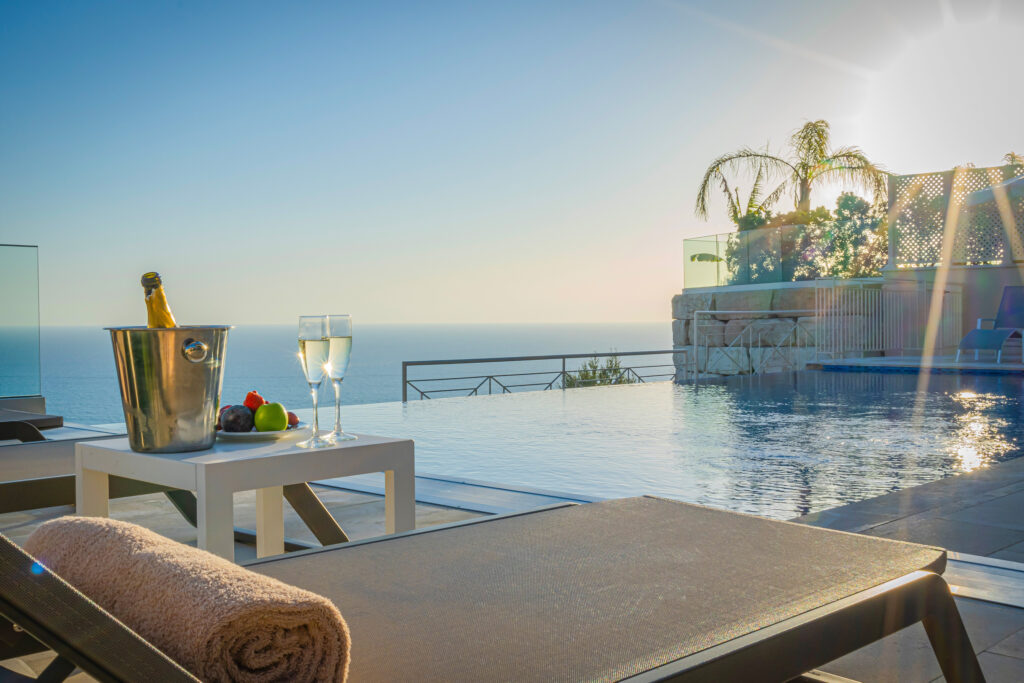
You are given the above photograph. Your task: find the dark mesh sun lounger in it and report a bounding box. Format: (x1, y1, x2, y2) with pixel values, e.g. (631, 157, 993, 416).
(957, 285, 1024, 363)
(1, 497, 983, 682)
(248, 497, 983, 682)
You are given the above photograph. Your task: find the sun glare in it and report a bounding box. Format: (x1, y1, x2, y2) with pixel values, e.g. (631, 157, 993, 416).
(860, 16, 1021, 172)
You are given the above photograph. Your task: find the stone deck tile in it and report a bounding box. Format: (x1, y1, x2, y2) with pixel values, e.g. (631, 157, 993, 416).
(992, 541, 1024, 564)
(868, 516, 1024, 556)
(931, 652, 1024, 682)
(943, 491, 1024, 531)
(991, 626, 1024, 659)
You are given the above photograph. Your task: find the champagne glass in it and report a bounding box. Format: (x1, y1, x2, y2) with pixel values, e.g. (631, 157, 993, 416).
(325, 314, 356, 442)
(297, 315, 331, 449)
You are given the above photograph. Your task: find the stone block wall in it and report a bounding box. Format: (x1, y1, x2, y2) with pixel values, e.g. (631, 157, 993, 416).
(672, 284, 829, 382)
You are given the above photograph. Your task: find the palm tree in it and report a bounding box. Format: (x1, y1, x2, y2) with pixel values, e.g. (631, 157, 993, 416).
(696, 120, 888, 219)
(1004, 151, 1024, 168)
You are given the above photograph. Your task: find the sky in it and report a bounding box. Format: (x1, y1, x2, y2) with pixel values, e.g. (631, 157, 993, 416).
(2, 0, 1022, 325)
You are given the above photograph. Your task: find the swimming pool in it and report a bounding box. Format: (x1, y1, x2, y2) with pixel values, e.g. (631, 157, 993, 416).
(333, 370, 1023, 520)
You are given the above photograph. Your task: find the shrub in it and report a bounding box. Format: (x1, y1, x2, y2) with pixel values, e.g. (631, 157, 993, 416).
(564, 355, 638, 388)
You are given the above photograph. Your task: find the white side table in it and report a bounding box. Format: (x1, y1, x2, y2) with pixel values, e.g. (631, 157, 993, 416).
(75, 433, 415, 561)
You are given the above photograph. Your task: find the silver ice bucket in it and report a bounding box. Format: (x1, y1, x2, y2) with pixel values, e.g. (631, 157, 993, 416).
(107, 326, 230, 453)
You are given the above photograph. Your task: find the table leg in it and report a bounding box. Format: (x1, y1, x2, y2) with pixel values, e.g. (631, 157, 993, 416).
(385, 466, 415, 534)
(196, 481, 236, 561)
(255, 486, 285, 558)
(284, 483, 349, 544)
(76, 468, 109, 518)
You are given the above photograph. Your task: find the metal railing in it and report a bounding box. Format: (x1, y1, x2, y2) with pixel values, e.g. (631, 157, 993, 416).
(815, 280, 962, 358)
(401, 350, 688, 401)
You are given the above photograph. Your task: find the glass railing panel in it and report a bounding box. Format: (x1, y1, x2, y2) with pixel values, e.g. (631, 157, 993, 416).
(744, 228, 782, 284)
(0, 244, 41, 398)
(683, 237, 724, 288)
(684, 221, 888, 289)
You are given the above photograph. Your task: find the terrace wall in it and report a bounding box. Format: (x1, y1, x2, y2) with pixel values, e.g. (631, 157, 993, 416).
(671, 280, 829, 381)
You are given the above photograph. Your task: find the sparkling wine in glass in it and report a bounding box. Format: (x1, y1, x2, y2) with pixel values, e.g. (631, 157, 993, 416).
(297, 315, 331, 449)
(325, 314, 356, 442)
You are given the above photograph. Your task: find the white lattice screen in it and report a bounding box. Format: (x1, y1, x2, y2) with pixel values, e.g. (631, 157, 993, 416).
(890, 165, 1024, 267)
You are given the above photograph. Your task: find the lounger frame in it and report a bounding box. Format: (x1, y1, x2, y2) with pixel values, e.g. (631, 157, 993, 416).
(624, 570, 982, 682)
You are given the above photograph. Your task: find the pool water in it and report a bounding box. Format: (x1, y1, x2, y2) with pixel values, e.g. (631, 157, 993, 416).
(333, 371, 1024, 520)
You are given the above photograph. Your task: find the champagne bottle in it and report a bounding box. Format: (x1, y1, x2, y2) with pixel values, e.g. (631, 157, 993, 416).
(141, 271, 178, 328)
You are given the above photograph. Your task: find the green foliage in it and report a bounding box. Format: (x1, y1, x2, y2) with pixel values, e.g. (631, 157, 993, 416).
(787, 193, 888, 279)
(563, 355, 637, 389)
(721, 192, 888, 284)
(765, 206, 832, 230)
(735, 212, 769, 231)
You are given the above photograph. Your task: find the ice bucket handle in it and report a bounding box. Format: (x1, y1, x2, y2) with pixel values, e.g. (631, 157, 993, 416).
(181, 338, 209, 363)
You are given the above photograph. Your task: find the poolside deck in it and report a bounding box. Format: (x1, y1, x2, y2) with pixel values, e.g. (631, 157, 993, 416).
(815, 354, 1024, 374)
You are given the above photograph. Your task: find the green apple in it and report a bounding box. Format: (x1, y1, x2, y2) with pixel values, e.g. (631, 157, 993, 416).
(254, 402, 288, 432)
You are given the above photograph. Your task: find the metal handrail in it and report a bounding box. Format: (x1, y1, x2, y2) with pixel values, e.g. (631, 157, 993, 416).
(401, 349, 688, 401)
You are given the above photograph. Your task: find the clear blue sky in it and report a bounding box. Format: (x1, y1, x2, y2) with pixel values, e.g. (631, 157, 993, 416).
(2, 0, 1021, 325)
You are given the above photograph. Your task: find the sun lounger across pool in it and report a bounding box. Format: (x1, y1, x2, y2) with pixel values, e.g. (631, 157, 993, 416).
(957, 285, 1024, 363)
(0, 497, 984, 682)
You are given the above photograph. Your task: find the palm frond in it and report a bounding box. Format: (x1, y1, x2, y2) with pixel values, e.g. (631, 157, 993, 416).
(695, 149, 795, 219)
(746, 164, 766, 214)
(790, 120, 830, 167)
(1004, 151, 1024, 167)
(814, 147, 889, 207)
(717, 174, 740, 221)
(759, 181, 788, 213)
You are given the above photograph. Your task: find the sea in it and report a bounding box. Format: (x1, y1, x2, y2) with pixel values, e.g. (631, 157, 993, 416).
(4, 323, 670, 425)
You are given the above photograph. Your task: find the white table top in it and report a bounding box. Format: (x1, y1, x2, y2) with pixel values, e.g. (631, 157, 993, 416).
(77, 432, 411, 467)
(75, 431, 417, 560)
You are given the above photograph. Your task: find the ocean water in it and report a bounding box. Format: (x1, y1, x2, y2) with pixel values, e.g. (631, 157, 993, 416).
(29, 323, 669, 424)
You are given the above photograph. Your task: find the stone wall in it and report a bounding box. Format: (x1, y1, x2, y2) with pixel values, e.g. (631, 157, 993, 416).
(671, 284, 825, 381)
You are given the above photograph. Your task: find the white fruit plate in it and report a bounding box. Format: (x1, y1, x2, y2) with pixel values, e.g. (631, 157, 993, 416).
(216, 423, 309, 442)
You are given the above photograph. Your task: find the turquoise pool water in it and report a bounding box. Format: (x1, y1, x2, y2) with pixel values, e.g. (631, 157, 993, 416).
(326, 371, 1024, 520)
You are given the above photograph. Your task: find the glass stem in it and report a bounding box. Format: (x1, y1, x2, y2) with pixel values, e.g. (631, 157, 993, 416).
(333, 379, 343, 434)
(310, 383, 320, 435)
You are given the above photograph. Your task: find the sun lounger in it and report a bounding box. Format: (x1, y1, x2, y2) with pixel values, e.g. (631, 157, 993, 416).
(0, 409, 62, 432)
(0, 497, 984, 682)
(957, 285, 1024, 363)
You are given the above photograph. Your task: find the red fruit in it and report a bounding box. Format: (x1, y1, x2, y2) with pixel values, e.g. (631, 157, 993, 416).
(287, 411, 299, 427)
(219, 405, 232, 416)
(243, 391, 266, 413)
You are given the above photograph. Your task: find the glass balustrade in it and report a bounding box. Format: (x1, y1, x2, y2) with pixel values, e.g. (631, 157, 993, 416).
(0, 244, 41, 398)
